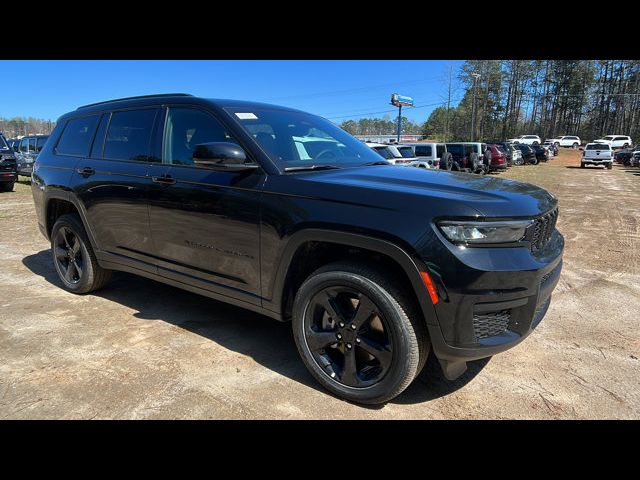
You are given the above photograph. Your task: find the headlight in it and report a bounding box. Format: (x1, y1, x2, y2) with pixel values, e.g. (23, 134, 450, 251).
(437, 220, 533, 244)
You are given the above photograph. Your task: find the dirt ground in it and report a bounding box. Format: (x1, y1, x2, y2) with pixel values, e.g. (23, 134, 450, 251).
(1, 149, 638, 419)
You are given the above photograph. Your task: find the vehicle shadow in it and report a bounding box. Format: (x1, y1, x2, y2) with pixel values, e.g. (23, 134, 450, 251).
(565, 166, 607, 169)
(22, 250, 470, 408)
(392, 354, 490, 405)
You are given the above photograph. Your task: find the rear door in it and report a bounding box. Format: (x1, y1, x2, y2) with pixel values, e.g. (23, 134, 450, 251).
(146, 105, 265, 302)
(68, 109, 160, 272)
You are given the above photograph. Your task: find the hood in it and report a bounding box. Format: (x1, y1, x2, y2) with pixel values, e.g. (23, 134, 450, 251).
(285, 165, 557, 218)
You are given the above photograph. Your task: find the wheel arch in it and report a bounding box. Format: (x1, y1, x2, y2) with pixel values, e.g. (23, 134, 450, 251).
(44, 192, 98, 251)
(264, 229, 438, 328)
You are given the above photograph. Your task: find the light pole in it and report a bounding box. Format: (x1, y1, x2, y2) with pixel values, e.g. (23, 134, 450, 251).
(470, 72, 481, 141)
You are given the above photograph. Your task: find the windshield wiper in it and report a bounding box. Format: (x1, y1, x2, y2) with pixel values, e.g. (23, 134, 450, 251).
(362, 160, 391, 166)
(284, 165, 342, 172)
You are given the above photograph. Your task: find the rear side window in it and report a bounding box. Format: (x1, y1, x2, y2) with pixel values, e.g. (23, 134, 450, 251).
(436, 145, 446, 158)
(103, 109, 158, 162)
(36, 137, 48, 152)
(415, 145, 432, 157)
(56, 115, 100, 157)
(615, 136, 628, 141)
(28, 138, 36, 152)
(19, 138, 28, 152)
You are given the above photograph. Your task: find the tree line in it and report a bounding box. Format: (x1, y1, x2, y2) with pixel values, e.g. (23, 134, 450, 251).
(338, 115, 422, 137)
(0, 117, 56, 139)
(340, 60, 640, 143)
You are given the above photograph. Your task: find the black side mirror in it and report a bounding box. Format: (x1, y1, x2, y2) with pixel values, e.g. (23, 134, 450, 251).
(193, 142, 259, 171)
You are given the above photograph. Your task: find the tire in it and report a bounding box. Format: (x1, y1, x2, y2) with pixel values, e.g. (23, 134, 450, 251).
(440, 152, 453, 171)
(532, 141, 539, 145)
(580, 162, 585, 168)
(623, 143, 629, 149)
(51, 213, 112, 294)
(0, 182, 14, 192)
(468, 152, 480, 172)
(606, 163, 613, 170)
(292, 261, 430, 405)
(572, 143, 579, 149)
(529, 156, 539, 165)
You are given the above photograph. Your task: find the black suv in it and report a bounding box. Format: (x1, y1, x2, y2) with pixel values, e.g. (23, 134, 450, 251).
(0, 133, 17, 191)
(31, 94, 564, 404)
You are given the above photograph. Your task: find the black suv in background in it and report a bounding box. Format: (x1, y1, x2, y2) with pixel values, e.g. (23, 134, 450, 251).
(514, 143, 538, 165)
(31, 94, 564, 404)
(0, 133, 17, 191)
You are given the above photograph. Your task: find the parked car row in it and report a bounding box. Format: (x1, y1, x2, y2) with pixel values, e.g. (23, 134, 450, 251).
(508, 133, 634, 151)
(614, 144, 640, 167)
(365, 138, 556, 176)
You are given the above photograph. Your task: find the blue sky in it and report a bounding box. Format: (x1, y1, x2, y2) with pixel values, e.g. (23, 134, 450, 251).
(0, 60, 464, 124)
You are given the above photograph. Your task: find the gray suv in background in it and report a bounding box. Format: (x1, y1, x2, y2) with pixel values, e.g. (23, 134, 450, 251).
(16, 135, 49, 176)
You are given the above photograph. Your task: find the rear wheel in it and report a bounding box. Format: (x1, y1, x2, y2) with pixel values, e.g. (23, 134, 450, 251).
(51, 214, 112, 294)
(529, 156, 539, 165)
(469, 152, 480, 172)
(0, 182, 15, 192)
(580, 162, 585, 168)
(606, 163, 613, 169)
(292, 261, 430, 404)
(572, 143, 579, 149)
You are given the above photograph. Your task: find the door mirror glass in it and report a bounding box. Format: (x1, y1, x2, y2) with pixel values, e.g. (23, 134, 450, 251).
(193, 142, 253, 169)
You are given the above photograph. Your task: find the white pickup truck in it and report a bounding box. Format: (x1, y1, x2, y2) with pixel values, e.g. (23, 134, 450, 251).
(581, 143, 613, 169)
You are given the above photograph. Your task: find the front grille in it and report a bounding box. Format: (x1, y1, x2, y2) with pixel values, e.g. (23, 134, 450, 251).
(473, 310, 511, 340)
(528, 208, 558, 253)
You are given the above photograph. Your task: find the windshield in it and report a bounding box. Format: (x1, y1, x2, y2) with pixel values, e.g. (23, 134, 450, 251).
(397, 146, 415, 158)
(226, 107, 383, 169)
(587, 144, 610, 150)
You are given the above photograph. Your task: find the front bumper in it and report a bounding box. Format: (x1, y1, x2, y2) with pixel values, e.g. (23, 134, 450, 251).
(421, 228, 564, 379)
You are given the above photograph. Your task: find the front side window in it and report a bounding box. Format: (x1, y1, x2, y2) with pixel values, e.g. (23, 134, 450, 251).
(227, 107, 382, 168)
(163, 107, 236, 166)
(602, 136, 615, 141)
(56, 115, 100, 157)
(104, 109, 157, 161)
(19, 138, 28, 153)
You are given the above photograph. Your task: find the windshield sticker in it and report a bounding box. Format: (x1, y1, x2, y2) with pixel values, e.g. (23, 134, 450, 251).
(235, 112, 258, 120)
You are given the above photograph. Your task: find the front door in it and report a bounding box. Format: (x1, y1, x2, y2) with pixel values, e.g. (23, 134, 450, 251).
(147, 106, 265, 303)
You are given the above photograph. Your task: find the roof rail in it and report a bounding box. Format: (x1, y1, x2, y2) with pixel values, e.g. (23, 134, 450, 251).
(77, 93, 193, 110)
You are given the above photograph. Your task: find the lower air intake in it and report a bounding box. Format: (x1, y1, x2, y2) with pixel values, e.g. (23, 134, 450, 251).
(473, 310, 511, 340)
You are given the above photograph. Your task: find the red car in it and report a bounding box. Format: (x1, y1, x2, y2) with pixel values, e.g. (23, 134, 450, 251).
(486, 144, 508, 171)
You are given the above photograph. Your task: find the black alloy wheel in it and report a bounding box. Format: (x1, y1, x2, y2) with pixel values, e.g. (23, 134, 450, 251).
(303, 286, 393, 388)
(54, 226, 85, 286)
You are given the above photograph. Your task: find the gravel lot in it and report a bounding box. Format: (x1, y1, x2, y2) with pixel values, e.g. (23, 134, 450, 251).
(1, 149, 638, 419)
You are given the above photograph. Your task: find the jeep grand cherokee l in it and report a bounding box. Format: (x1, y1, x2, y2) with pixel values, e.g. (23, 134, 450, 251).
(31, 94, 564, 404)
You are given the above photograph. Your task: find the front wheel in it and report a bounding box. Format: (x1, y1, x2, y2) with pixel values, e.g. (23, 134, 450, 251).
(292, 262, 430, 405)
(529, 156, 539, 165)
(0, 182, 14, 192)
(51, 214, 112, 294)
(580, 162, 585, 168)
(606, 163, 613, 170)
